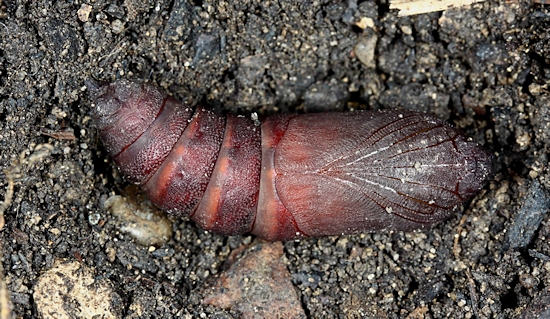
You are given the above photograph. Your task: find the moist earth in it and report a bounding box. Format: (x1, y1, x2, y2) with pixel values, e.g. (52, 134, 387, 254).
(1, 0, 550, 318)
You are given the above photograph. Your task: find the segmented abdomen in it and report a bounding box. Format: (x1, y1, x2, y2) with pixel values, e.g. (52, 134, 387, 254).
(90, 79, 494, 241)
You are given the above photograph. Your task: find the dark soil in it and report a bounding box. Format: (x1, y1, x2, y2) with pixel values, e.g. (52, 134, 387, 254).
(1, 0, 550, 318)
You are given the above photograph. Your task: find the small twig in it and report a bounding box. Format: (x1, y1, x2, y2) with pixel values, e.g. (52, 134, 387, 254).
(453, 214, 468, 259)
(390, 0, 486, 16)
(40, 130, 76, 141)
(0, 259, 12, 319)
(466, 269, 480, 319)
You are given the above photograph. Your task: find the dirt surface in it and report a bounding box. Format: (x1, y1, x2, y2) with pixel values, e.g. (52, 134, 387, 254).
(1, 0, 549, 318)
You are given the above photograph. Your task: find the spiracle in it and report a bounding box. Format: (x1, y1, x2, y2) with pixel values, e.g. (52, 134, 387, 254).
(89, 79, 494, 241)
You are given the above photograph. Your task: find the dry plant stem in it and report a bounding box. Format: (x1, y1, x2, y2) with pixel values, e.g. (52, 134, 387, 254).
(466, 269, 480, 319)
(0, 261, 12, 319)
(390, 0, 486, 16)
(453, 214, 469, 259)
(0, 180, 11, 231)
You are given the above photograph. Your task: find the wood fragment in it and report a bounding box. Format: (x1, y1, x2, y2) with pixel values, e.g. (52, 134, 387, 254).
(390, 0, 486, 16)
(466, 269, 480, 319)
(453, 214, 468, 259)
(0, 261, 12, 319)
(41, 130, 76, 140)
